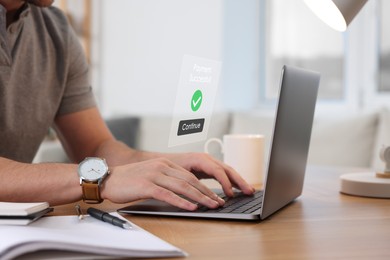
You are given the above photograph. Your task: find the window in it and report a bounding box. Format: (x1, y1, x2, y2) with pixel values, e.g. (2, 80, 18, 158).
(263, 0, 344, 101)
(260, 0, 390, 113)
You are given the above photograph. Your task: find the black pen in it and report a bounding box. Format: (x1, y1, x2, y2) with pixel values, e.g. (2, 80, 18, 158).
(87, 207, 132, 230)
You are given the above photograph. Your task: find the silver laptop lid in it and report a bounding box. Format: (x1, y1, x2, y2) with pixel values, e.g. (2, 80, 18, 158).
(261, 65, 320, 219)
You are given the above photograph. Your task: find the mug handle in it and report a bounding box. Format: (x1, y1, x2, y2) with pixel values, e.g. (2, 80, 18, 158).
(204, 138, 224, 154)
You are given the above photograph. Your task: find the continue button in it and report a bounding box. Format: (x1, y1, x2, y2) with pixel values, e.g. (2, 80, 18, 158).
(177, 118, 205, 136)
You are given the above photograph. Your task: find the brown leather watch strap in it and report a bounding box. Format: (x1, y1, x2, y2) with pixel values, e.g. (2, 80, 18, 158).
(81, 182, 103, 204)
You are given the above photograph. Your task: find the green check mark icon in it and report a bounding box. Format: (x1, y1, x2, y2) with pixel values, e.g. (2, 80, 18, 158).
(191, 90, 203, 112)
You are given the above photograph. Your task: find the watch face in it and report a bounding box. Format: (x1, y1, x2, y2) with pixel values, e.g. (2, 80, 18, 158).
(78, 158, 108, 181)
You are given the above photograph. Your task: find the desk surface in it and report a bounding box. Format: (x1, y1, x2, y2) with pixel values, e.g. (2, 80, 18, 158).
(53, 166, 390, 260)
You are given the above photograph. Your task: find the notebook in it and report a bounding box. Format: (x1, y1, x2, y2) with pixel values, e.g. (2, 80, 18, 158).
(0, 202, 53, 225)
(118, 65, 320, 221)
(0, 213, 186, 259)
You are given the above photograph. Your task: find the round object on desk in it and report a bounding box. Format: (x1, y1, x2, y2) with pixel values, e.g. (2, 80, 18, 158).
(340, 172, 390, 198)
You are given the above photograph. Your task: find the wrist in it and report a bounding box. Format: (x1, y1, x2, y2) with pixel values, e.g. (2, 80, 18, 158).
(100, 166, 114, 200)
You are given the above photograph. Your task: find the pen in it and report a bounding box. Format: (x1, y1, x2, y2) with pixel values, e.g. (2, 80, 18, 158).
(87, 207, 132, 230)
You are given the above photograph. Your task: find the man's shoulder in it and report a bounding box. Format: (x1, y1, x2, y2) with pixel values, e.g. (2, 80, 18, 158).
(27, 4, 79, 50)
(29, 5, 71, 34)
(29, 4, 67, 21)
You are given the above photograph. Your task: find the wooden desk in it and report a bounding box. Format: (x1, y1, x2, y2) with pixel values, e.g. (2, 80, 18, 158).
(53, 166, 390, 259)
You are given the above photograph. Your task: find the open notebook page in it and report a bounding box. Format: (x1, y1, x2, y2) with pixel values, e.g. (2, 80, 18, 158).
(0, 212, 186, 260)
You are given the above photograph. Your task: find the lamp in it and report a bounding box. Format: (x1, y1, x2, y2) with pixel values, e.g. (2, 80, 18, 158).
(304, 0, 390, 198)
(303, 0, 368, 31)
(340, 146, 390, 198)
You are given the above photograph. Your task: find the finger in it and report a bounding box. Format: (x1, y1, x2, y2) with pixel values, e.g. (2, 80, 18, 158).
(158, 164, 225, 206)
(195, 155, 255, 196)
(220, 162, 256, 195)
(149, 184, 198, 211)
(191, 156, 235, 197)
(204, 155, 254, 190)
(154, 175, 221, 209)
(154, 158, 225, 205)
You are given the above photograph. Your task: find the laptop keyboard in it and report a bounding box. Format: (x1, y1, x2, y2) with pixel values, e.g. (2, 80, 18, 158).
(192, 190, 264, 214)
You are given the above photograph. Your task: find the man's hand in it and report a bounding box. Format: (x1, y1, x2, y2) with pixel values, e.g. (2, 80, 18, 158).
(164, 153, 256, 198)
(101, 158, 226, 211)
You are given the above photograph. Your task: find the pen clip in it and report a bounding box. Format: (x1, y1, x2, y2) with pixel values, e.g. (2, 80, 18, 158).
(75, 204, 84, 220)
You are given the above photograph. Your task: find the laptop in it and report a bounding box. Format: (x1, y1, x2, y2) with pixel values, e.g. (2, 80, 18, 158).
(118, 65, 320, 221)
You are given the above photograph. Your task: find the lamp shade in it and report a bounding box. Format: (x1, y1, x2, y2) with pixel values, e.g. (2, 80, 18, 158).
(303, 0, 368, 31)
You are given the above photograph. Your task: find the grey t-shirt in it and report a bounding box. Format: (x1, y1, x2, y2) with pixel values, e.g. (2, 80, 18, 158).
(0, 4, 96, 162)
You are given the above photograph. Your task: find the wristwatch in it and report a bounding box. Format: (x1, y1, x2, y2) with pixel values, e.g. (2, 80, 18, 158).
(78, 157, 110, 204)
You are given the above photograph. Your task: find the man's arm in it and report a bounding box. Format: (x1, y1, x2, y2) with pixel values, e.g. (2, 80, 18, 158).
(0, 107, 254, 209)
(0, 157, 81, 205)
(53, 107, 228, 209)
(55, 107, 255, 198)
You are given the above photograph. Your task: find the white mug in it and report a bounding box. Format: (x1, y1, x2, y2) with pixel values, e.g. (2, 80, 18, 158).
(204, 134, 265, 185)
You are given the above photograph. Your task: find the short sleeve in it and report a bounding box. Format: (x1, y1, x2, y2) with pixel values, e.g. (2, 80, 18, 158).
(56, 24, 96, 116)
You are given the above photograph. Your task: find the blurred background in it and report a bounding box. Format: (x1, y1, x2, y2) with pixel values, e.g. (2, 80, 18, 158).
(40, 0, 389, 170)
(55, 0, 390, 116)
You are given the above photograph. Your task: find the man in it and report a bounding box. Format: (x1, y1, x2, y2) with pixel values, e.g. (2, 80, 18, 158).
(0, 0, 254, 210)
